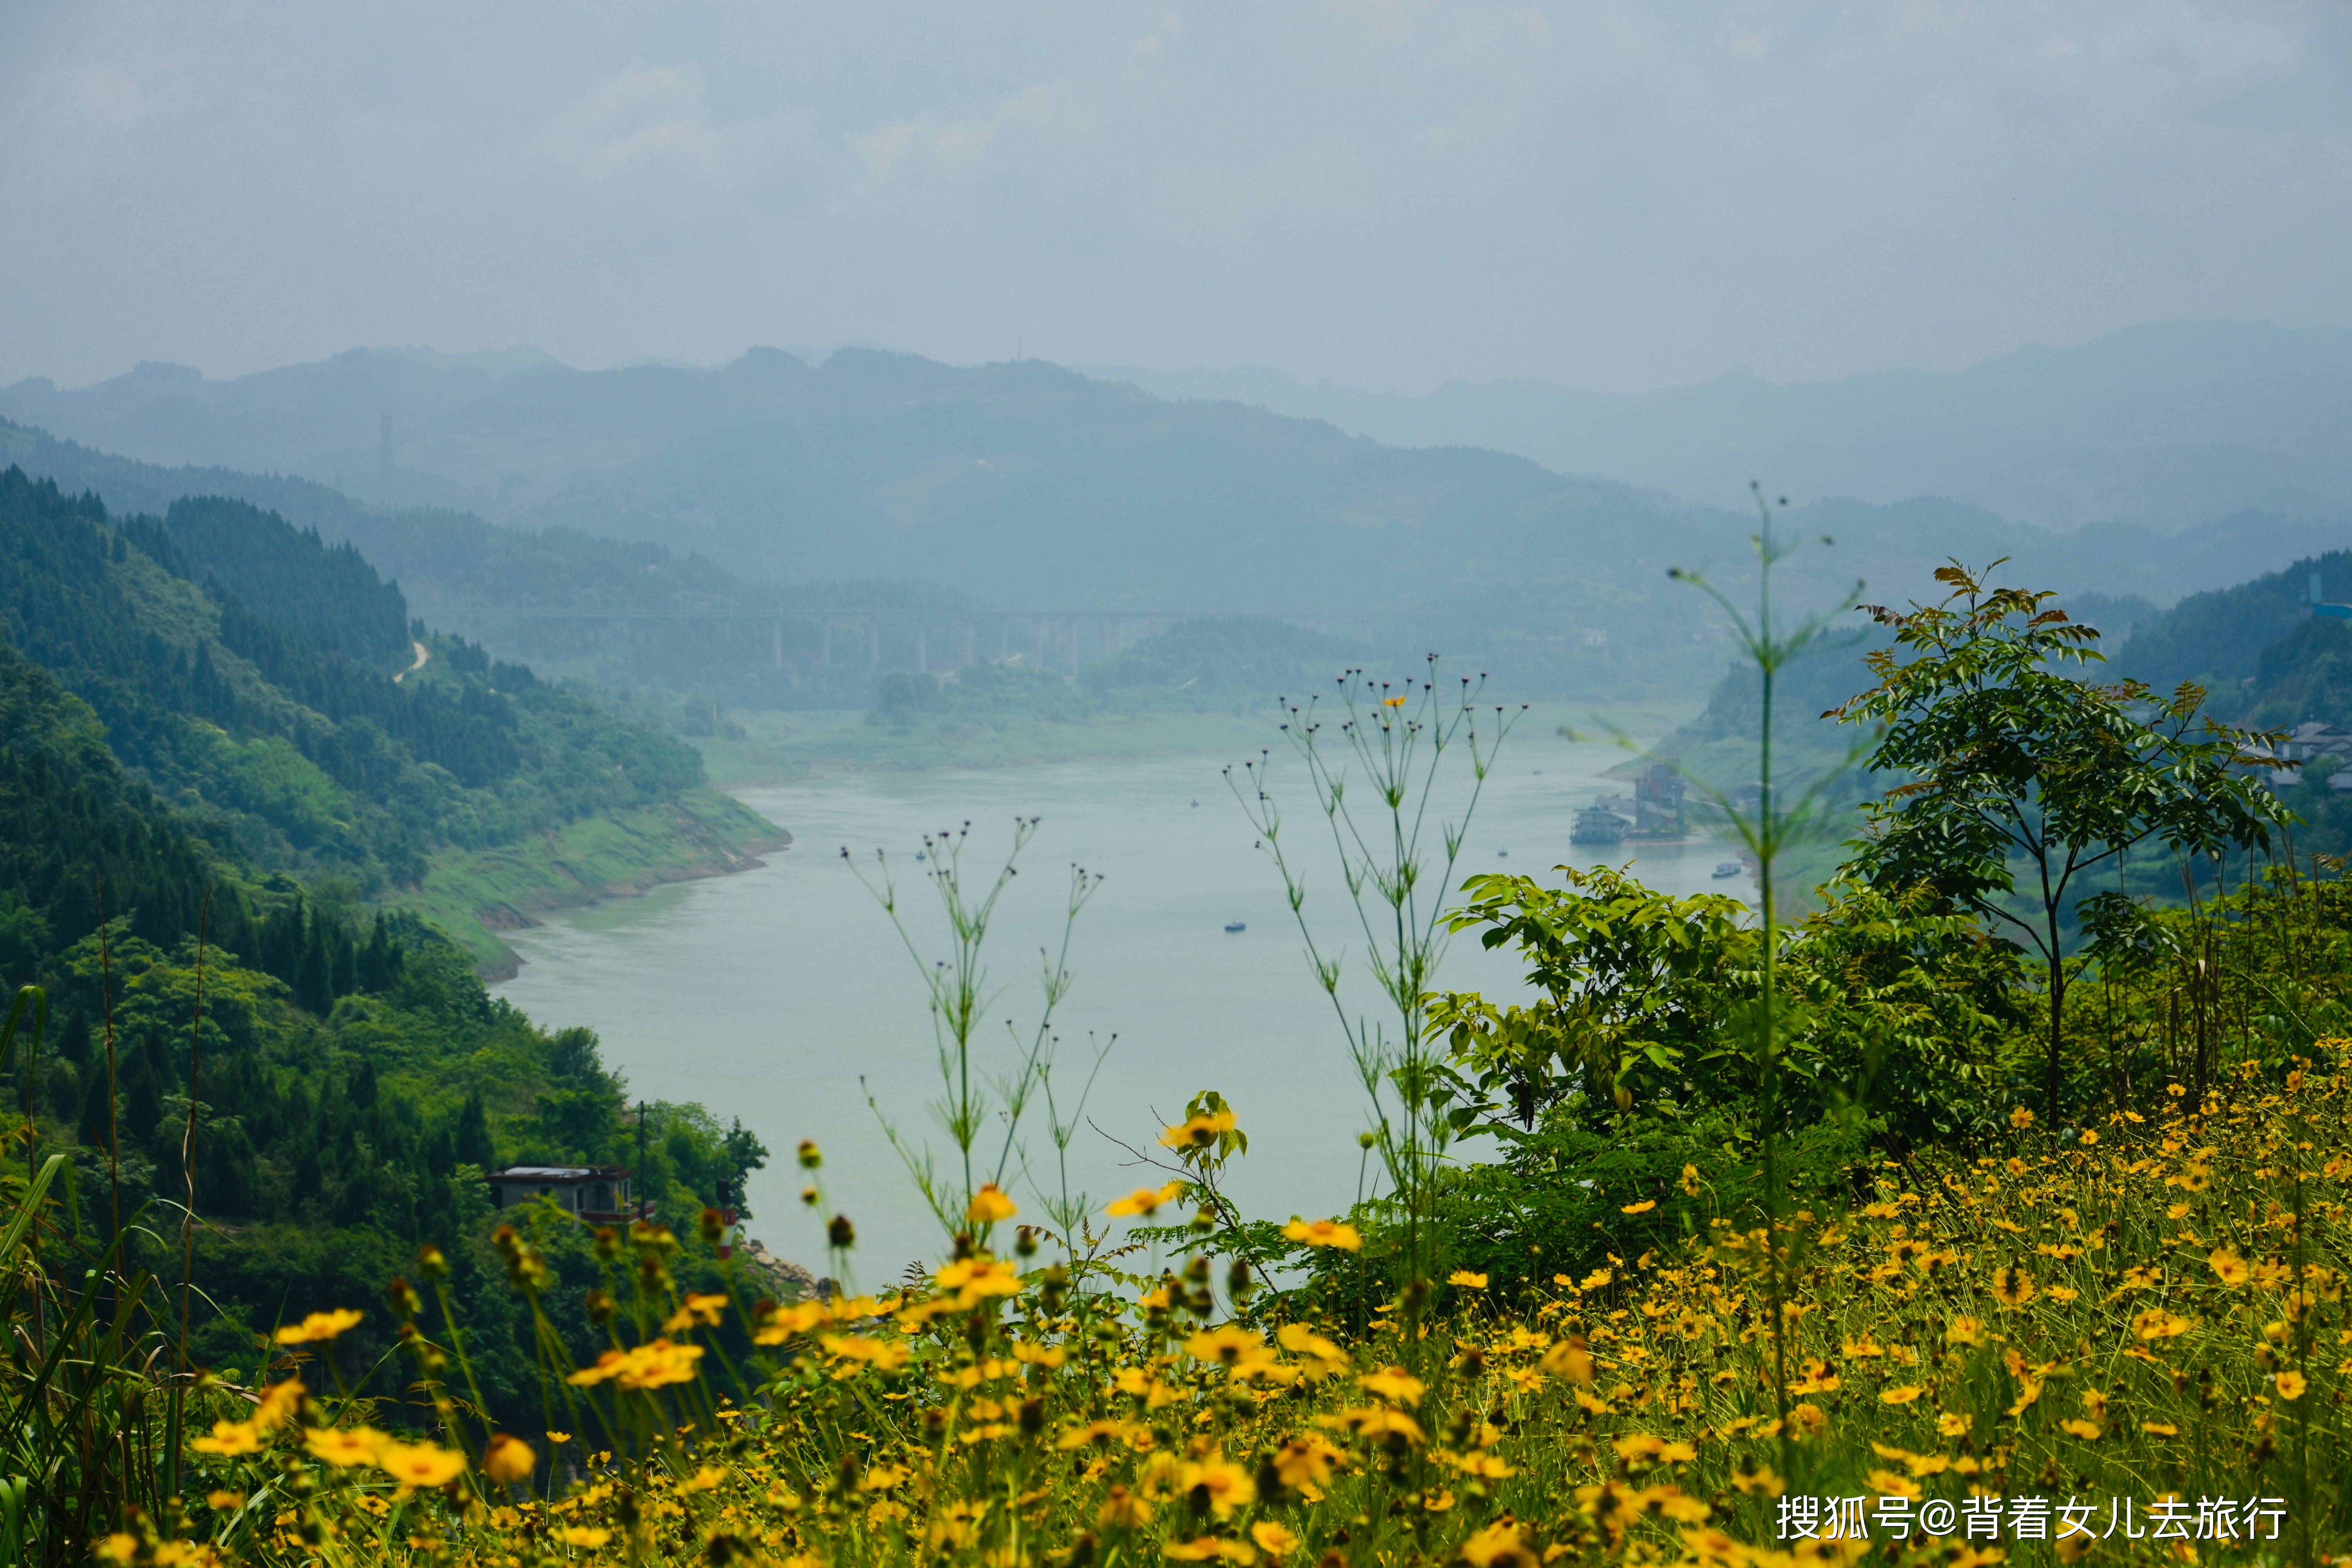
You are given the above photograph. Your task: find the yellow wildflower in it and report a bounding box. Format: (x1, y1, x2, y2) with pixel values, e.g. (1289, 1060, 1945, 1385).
(967, 1184, 1018, 1224)
(1177, 1452, 1257, 1519)
(274, 1308, 363, 1346)
(1281, 1218, 1362, 1249)
(1276, 1323, 1347, 1363)
(1250, 1521, 1301, 1559)
(1459, 1521, 1539, 1568)
(1108, 1183, 1185, 1217)
(1539, 1337, 1594, 1383)
(568, 1338, 707, 1389)
(1613, 1433, 1696, 1463)
(1319, 1406, 1427, 1444)
(484, 1434, 535, 1485)
(252, 1379, 305, 1432)
(754, 1300, 828, 1345)
(303, 1426, 383, 1467)
(1098, 1485, 1153, 1529)
(1270, 1434, 1343, 1488)
(1357, 1365, 1426, 1404)
(1160, 1109, 1238, 1150)
(819, 1335, 910, 1372)
(2132, 1308, 2193, 1340)
(191, 1421, 263, 1456)
(1187, 1324, 1267, 1367)
(376, 1439, 466, 1489)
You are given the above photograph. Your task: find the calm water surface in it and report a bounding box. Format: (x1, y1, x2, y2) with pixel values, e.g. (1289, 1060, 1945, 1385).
(496, 737, 1747, 1276)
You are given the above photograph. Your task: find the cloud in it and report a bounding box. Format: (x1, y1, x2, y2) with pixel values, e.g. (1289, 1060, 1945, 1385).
(848, 82, 1086, 183)
(539, 63, 726, 177)
(0, 0, 2346, 390)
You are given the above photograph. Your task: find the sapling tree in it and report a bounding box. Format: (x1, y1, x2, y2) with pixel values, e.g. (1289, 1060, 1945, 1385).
(1831, 562, 2291, 1122)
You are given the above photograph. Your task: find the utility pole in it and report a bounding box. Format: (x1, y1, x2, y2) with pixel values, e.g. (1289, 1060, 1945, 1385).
(635, 1100, 651, 1222)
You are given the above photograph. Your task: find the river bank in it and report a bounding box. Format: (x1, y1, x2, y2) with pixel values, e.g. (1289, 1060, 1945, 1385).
(691, 697, 1705, 788)
(395, 786, 791, 977)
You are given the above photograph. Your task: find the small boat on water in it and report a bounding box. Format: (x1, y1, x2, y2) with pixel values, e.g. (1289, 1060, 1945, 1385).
(1712, 861, 1743, 879)
(1497, 849, 1508, 857)
(1223, 920, 1246, 934)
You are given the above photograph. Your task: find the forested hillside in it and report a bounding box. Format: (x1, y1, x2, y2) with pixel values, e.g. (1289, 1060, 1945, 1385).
(0, 468, 780, 1429)
(0, 467, 775, 911)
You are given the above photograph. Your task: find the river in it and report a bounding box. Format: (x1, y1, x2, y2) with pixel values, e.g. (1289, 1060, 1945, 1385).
(494, 729, 1748, 1280)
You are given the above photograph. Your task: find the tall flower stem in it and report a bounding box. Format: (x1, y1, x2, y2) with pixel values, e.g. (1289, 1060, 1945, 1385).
(1229, 658, 1519, 1346)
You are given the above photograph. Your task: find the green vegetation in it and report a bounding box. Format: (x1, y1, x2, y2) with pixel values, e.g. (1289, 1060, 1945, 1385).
(0, 664, 766, 1440)
(15, 547, 2352, 1562)
(0, 466, 784, 946)
(0, 465, 792, 1452)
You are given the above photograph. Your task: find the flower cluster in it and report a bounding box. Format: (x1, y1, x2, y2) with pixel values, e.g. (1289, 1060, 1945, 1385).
(115, 1058, 2352, 1565)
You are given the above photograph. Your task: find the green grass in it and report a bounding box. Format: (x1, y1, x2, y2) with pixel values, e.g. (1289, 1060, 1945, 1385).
(393, 786, 788, 974)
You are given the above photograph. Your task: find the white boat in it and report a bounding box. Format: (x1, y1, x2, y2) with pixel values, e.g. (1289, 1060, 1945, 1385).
(1712, 861, 1742, 878)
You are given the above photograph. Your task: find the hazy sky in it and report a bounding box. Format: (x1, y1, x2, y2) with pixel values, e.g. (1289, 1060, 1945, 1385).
(4, 1, 2348, 392)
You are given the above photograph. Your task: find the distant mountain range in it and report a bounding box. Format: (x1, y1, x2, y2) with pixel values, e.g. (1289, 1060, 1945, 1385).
(1094, 321, 2352, 529)
(5, 323, 2350, 644)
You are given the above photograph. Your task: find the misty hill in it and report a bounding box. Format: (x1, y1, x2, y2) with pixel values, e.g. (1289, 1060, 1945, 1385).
(4, 349, 1732, 611)
(1096, 321, 2352, 528)
(2112, 551, 2352, 702)
(8, 349, 2352, 691)
(0, 418, 962, 710)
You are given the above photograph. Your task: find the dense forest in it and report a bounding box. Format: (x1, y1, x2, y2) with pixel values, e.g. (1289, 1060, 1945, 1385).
(0, 467, 744, 893)
(0, 468, 773, 1424)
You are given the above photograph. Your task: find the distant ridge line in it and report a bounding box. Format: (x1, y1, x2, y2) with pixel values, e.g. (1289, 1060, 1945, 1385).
(408, 606, 1441, 623)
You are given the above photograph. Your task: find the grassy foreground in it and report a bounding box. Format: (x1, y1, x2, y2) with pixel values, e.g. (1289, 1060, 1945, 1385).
(49, 1062, 2344, 1566)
